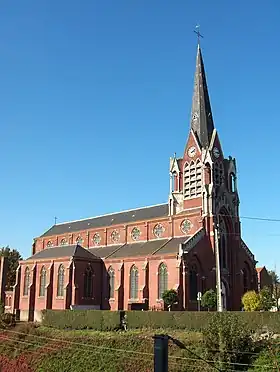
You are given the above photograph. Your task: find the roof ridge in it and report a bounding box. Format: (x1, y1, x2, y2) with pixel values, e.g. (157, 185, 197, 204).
(54, 203, 167, 227)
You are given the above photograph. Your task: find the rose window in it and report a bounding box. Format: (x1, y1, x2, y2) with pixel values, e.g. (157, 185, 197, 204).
(111, 230, 120, 243)
(180, 219, 192, 234)
(153, 224, 165, 238)
(131, 227, 141, 241)
(92, 233, 101, 246)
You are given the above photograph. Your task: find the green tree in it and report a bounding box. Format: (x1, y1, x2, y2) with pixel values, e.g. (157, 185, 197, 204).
(162, 289, 178, 311)
(268, 270, 280, 311)
(201, 289, 217, 311)
(259, 286, 275, 311)
(0, 246, 22, 290)
(242, 290, 260, 311)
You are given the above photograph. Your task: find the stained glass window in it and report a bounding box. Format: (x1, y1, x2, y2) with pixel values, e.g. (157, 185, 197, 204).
(131, 227, 141, 241)
(23, 267, 30, 296)
(181, 219, 192, 234)
(129, 265, 139, 299)
(158, 263, 168, 299)
(92, 233, 101, 246)
(84, 267, 93, 298)
(57, 264, 65, 297)
(108, 266, 115, 299)
(39, 266, 46, 297)
(111, 230, 120, 243)
(153, 224, 165, 238)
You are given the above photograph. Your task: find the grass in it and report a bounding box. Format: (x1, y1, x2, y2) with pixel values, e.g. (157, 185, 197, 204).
(0, 325, 207, 372)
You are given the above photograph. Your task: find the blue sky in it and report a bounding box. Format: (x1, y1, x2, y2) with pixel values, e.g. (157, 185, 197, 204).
(0, 0, 279, 273)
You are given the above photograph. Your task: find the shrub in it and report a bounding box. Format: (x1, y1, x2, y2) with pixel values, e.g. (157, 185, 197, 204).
(42, 310, 120, 331)
(0, 300, 4, 315)
(249, 344, 280, 371)
(259, 287, 276, 311)
(242, 290, 260, 311)
(203, 313, 258, 371)
(201, 290, 217, 311)
(0, 312, 15, 328)
(162, 289, 178, 310)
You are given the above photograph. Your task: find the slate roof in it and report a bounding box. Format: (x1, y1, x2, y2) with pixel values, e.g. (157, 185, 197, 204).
(189, 45, 214, 149)
(26, 244, 100, 261)
(90, 237, 190, 260)
(40, 204, 169, 238)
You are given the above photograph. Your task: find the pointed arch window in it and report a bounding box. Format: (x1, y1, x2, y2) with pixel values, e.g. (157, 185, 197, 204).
(108, 266, 115, 299)
(76, 236, 83, 245)
(214, 161, 224, 187)
(39, 266, 47, 297)
(219, 218, 228, 269)
(57, 264, 65, 297)
(129, 265, 139, 300)
(158, 263, 168, 299)
(23, 267, 30, 296)
(189, 266, 198, 301)
(60, 238, 67, 246)
(184, 160, 202, 199)
(84, 266, 93, 298)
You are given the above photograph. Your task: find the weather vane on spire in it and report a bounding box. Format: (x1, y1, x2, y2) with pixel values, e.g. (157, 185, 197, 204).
(194, 24, 203, 45)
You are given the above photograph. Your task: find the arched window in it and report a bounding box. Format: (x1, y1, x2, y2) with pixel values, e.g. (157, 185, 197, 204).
(108, 266, 115, 299)
(214, 161, 224, 187)
(46, 241, 53, 248)
(129, 265, 139, 300)
(57, 264, 65, 297)
(219, 217, 228, 269)
(189, 266, 197, 301)
(23, 267, 30, 296)
(184, 160, 202, 199)
(39, 266, 47, 297)
(76, 236, 83, 245)
(84, 266, 93, 298)
(60, 238, 67, 246)
(204, 163, 211, 185)
(229, 173, 235, 193)
(158, 263, 168, 299)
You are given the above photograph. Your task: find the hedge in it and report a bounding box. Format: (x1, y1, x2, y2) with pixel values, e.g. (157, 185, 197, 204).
(42, 310, 280, 333)
(42, 310, 120, 331)
(126, 311, 280, 332)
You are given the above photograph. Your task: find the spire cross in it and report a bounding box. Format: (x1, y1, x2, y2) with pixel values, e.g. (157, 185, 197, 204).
(194, 25, 203, 45)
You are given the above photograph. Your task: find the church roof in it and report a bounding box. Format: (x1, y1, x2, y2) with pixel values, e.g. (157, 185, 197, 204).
(40, 203, 169, 238)
(189, 45, 214, 148)
(26, 244, 100, 261)
(90, 237, 189, 259)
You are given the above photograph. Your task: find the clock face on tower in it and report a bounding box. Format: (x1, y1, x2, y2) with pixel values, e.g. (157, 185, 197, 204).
(188, 146, 196, 158)
(213, 147, 220, 159)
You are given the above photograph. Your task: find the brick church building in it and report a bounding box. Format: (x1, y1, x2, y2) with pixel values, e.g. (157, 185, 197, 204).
(7, 44, 257, 321)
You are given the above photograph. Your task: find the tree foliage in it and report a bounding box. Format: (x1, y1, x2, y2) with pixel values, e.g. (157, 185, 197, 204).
(242, 291, 260, 311)
(259, 287, 275, 311)
(162, 289, 178, 310)
(201, 289, 217, 310)
(0, 246, 22, 290)
(268, 270, 280, 310)
(203, 313, 257, 370)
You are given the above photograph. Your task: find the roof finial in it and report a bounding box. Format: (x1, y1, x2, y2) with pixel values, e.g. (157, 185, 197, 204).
(194, 24, 203, 46)
(54, 216, 58, 225)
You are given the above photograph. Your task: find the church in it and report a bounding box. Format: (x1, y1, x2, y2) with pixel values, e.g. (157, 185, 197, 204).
(6, 44, 257, 321)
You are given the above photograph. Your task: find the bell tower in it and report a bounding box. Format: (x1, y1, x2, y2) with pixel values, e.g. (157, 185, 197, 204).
(169, 44, 240, 224)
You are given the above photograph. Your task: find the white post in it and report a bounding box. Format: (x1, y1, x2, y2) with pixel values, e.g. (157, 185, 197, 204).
(214, 222, 223, 312)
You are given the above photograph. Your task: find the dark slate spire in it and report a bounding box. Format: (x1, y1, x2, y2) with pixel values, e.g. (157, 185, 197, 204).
(190, 45, 214, 148)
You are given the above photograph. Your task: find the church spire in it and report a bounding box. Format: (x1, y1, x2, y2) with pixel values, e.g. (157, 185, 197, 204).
(190, 44, 214, 148)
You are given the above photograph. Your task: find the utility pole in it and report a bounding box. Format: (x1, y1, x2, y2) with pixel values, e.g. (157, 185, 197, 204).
(214, 220, 223, 312)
